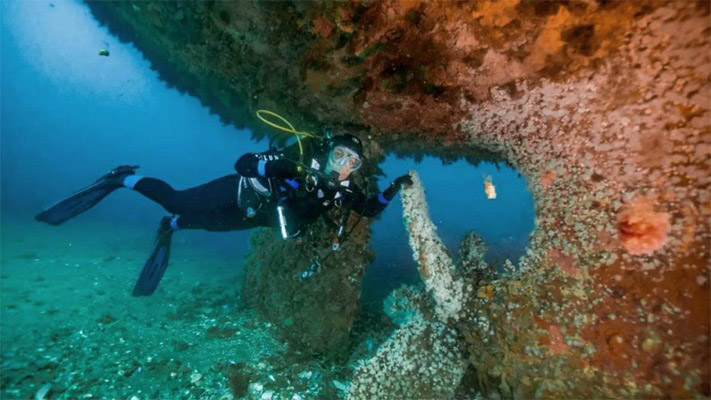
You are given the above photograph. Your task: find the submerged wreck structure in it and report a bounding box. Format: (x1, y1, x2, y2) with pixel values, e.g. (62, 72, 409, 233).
(86, 1, 709, 398)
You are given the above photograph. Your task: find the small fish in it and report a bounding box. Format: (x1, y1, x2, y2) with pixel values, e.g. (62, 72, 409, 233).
(484, 175, 497, 199)
(98, 48, 110, 57)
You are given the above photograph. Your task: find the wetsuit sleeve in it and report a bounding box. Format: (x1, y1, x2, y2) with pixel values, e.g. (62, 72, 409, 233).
(348, 184, 392, 218)
(348, 175, 412, 217)
(234, 141, 306, 179)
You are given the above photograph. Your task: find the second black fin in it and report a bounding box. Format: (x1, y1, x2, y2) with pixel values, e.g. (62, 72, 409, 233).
(132, 217, 173, 297)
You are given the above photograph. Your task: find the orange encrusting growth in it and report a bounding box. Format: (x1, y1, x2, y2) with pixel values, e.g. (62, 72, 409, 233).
(617, 196, 671, 255)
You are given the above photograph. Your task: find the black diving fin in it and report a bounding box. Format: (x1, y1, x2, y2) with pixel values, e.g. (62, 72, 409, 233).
(35, 165, 139, 225)
(132, 216, 173, 297)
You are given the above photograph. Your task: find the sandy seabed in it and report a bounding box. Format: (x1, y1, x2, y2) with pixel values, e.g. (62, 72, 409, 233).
(0, 215, 283, 399)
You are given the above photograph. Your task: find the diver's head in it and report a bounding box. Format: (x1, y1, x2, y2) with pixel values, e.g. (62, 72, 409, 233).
(325, 134, 363, 181)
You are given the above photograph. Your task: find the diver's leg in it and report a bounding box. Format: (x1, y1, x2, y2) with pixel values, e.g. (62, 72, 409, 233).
(170, 210, 257, 232)
(126, 177, 182, 214)
(35, 165, 139, 225)
(128, 174, 240, 216)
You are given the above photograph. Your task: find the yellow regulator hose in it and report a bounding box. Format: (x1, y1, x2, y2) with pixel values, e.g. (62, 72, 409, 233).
(256, 109, 326, 173)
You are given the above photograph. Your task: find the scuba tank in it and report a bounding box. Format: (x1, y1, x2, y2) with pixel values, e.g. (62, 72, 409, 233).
(277, 202, 289, 239)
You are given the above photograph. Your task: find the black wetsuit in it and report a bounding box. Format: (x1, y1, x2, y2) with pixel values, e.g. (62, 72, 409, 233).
(131, 175, 251, 231)
(131, 139, 392, 234)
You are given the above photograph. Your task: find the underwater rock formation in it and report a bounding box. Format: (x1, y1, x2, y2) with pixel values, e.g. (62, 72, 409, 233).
(241, 217, 373, 356)
(456, 232, 496, 284)
(382, 284, 428, 328)
(347, 313, 466, 400)
(86, 0, 710, 397)
(348, 174, 492, 399)
(400, 171, 464, 321)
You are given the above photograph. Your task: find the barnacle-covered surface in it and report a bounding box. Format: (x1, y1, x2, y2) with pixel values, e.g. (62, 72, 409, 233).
(347, 172, 469, 399)
(348, 313, 466, 399)
(86, 0, 711, 397)
(400, 171, 464, 321)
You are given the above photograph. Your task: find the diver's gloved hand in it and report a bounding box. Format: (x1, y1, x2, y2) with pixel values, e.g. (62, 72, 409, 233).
(383, 173, 413, 200)
(393, 174, 413, 187)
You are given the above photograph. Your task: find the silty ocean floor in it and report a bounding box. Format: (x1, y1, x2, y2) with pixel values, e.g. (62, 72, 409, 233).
(0, 214, 287, 399)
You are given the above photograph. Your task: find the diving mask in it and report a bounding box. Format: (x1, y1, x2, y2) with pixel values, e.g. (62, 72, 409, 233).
(329, 145, 362, 171)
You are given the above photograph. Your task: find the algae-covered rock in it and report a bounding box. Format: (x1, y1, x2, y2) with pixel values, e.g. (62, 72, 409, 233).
(346, 170, 485, 399)
(86, 0, 711, 397)
(400, 171, 464, 321)
(241, 215, 374, 357)
(382, 285, 428, 328)
(456, 231, 495, 284)
(347, 313, 466, 400)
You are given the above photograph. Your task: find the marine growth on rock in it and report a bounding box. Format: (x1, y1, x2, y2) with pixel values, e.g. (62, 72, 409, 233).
(85, 1, 711, 397)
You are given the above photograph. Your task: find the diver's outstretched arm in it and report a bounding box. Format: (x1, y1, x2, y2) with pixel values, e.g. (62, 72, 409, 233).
(349, 173, 413, 217)
(234, 138, 320, 179)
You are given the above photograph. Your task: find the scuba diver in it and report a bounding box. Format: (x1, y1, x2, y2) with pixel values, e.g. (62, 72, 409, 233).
(35, 126, 412, 297)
